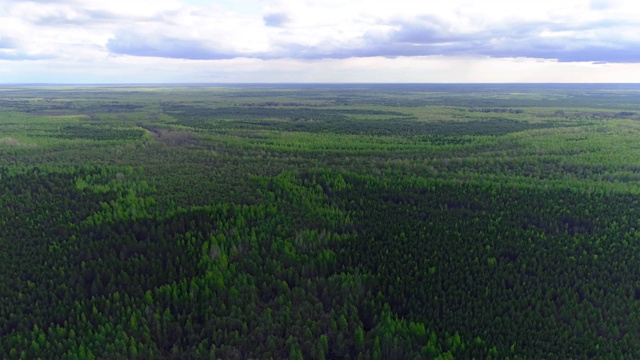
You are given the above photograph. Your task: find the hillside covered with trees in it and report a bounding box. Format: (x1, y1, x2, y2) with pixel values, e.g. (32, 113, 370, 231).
(2, 84, 640, 358)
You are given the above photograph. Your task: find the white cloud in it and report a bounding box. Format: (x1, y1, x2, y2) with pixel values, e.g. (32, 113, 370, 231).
(1, 0, 639, 82)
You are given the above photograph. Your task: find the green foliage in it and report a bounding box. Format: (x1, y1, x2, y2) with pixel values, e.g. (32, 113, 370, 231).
(3, 84, 640, 359)
(55, 126, 144, 141)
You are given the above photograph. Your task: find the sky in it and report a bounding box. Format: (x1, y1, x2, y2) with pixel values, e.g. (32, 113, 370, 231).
(1, 0, 640, 83)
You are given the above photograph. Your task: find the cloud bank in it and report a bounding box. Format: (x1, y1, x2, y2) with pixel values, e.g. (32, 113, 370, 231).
(2, 0, 640, 82)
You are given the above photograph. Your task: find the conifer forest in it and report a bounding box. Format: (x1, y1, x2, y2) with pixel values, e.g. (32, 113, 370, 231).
(3, 83, 640, 359)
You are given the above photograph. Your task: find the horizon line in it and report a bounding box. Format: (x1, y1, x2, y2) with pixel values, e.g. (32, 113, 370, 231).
(3, 82, 640, 86)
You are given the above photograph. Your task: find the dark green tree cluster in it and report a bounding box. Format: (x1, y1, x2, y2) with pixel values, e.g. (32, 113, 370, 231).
(327, 171, 640, 358)
(0, 168, 475, 359)
(4, 84, 640, 359)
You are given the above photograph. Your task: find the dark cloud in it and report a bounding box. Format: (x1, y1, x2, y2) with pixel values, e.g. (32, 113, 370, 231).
(316, 19, 640, 63)
(106, 33, 236, 60)
(4, 0, 638, 66)
(388, 17, 468, 44)
(500, 46, 640, 63)
(263, 12, 290, 27)
(104, 14, 640, 64)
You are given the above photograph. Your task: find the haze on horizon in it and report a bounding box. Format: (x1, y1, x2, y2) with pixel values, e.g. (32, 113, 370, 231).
(1, 0, 640, 84)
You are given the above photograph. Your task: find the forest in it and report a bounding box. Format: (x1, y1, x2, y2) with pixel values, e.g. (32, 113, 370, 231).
(2, 83, 640, 359)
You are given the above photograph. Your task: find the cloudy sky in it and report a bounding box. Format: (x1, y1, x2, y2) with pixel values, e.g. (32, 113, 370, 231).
(1, 0, 640, 83)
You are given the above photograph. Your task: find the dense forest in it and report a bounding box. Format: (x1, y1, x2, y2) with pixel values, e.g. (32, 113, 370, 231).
(2, 84, 640, 358)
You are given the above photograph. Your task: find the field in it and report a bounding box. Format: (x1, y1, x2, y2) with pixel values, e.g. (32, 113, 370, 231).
(2, 84, 640, 359)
